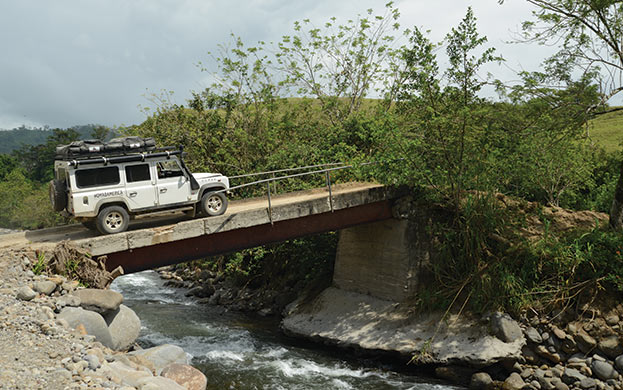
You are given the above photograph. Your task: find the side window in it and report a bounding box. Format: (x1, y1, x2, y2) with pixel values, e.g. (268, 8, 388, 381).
(157, 160, 184, 179)
(125, 164, 151, 183)
(75, 166, 120, 188)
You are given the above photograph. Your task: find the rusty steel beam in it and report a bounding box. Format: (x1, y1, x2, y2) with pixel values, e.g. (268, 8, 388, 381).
(105, 200, 393, 274)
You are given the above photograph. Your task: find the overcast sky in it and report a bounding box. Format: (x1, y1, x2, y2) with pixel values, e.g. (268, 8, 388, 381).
(0, 0, 549, 130)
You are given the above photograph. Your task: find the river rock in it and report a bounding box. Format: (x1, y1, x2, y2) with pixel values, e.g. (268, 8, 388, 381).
(614, 355, 623, 371)
(72, 288, 123, 314)
(591, 360, 618, 381)
(128, 344, 189, 375)
(575, 330, 597, 353)
(579, 377, 596, 389)
(161, 363, 207, 390)
(55, 294, 81, 309)
(562, 368, 586, 384)
(104, 361, 153, 387)
(104, 304, 141, 350)
(57, 307, 114, 348)
(16, 286, 36, 301)
(551, 326, 567, 340)
(490, 312, 523, 343)
(525, 327, 543, 344)
(471, 372, 493, 390)
(606, 315, 620, 326)
(536, 345, 561, 363)
(33, 280, 57, 295)
(136, 376, 186, 390)
(598, 336, 623, 359)
(502, 372, 525, 390)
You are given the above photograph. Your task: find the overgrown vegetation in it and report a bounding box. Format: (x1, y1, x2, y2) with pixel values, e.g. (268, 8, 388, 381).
(2, 2, 623, 315)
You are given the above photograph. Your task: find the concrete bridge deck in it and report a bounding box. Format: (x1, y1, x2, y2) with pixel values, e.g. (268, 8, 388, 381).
(0, 183, 397, 273)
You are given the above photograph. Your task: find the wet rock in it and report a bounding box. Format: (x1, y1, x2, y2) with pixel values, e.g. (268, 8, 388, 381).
(471, 372, 493, 390)
(525, 327, 543, 344)
(128, 344, 189, 375)
(104, 304, 141, 351)
(33, 280, 57, 295)
(491, 312, 523, 343)
(16, 286, 36, 301)
(161, 363, 208, 390)
(502, 372, 525, 390)
(71, 288, 123, 314)
(57, 307, 114, 348)
(598, 336, 623, 359)
(591, 360, 618, 381)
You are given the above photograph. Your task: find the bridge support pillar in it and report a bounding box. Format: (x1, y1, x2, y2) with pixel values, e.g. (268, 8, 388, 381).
(332, 217, 431, 302)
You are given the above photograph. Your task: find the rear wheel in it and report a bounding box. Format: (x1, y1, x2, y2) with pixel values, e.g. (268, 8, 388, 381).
(96, 206, 129, 234)
(201, 192, 228, 216)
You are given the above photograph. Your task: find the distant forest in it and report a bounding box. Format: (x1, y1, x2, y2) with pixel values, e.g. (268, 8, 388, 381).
(0, 125, 104, 154)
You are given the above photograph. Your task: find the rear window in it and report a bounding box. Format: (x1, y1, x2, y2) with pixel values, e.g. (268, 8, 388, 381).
(125, 164, 151, 183)
(75, 166, 120, 188)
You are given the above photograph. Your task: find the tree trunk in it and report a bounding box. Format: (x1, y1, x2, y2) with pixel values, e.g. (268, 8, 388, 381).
(609, 160, 623, 230)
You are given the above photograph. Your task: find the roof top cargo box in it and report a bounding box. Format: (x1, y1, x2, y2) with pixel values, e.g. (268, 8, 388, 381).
(55, 136, 157, 160)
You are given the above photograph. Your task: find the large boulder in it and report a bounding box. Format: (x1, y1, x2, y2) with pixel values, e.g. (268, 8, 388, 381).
(128, 344, 189, 375)
(137, 376, 186, 390)
(58, 307, 114, 348)
(490, 312, 523, 343)
(72, 288, 123, 314)
(161, 363, 208, 390)
(103, 361, 153, 387)
(104, 304, 141, 351)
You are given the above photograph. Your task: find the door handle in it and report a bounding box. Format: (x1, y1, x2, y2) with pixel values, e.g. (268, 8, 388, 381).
(129, 191, 137, 197)
(160, 188, 167, 193)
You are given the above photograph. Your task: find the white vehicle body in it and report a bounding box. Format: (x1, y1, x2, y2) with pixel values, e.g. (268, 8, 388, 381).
(51, 153, 229, 234)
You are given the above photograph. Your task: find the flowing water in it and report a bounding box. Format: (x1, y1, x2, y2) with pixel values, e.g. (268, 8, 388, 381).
(111, 271, 460, 390)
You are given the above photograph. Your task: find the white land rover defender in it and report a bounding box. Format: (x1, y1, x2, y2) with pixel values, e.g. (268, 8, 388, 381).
(49, 137, 229, 235)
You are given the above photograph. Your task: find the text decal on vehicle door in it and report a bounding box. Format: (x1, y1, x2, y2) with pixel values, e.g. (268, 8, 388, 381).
(94, 190, 123, 199)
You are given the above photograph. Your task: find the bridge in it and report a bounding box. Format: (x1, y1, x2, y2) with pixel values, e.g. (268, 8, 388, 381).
(1, 182, 400, 274)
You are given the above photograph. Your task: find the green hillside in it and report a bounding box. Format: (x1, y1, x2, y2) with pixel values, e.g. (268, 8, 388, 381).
(590, 108, 623, 153)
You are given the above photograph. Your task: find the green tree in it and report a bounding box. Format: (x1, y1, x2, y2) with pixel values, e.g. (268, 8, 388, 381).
(511, 0, 623, 227)
(14, 128, 79, 183)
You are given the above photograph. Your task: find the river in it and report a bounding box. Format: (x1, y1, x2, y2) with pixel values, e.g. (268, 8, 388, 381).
(111, 271, 460, 390)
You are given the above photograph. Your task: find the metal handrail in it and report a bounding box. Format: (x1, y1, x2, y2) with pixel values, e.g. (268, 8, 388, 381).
(228, 162, 346, 180)
(215, 161, 374, 225)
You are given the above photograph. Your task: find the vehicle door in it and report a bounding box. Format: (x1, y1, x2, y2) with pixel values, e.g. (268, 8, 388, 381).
(124, 163, 158, 210)
(155, 159, 191, 206)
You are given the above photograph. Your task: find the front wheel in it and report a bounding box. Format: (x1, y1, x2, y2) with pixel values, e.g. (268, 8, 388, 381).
(201, 192, 228, 216)
(96, 205, 130, 234)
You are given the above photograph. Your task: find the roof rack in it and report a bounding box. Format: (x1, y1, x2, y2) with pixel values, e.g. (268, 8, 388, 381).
(55, 136, 170, 161)
(65, 149, 183, 167)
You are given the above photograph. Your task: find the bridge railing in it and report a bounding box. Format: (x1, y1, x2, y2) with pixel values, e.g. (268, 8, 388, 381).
(216, 162, 372, 224)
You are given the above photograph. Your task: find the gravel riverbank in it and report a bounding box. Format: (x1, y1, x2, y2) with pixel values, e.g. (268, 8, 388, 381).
(0, 249, 206, 390)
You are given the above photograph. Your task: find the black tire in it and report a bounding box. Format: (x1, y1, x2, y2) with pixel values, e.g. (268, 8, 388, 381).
(49, 180, 67, 212)
(201, 191, 228, 216)
(96, 205, 130, 234)
(82, 220, 97, 231)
